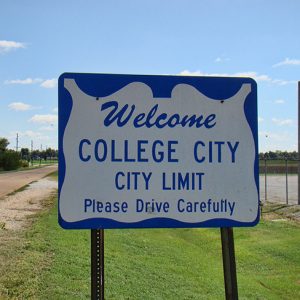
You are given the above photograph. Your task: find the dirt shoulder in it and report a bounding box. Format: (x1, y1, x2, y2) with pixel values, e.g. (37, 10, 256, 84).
(0, 177, 57, 231)
(0, 175, 58, 298)
(262, 201, 300, 223)
(0, 165, 57, 199)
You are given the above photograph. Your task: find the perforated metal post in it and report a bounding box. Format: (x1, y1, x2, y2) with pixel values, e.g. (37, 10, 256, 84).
(91, 229, 104, 300)
(220, 227, 238, 300)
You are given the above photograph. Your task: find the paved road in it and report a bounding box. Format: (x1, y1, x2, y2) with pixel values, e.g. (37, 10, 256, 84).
(260, 175, 298, 205)
(0, 165, 57, 199)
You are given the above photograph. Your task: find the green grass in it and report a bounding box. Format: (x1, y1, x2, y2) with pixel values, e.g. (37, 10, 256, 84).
(0, 194, 299, 299)
(31, 159, 57, 166)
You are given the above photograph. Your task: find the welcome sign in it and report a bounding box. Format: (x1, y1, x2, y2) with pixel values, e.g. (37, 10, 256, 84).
(58, 73, 259, 229)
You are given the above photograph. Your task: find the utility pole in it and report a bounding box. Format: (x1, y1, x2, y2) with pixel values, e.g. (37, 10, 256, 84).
(31, 140, 33, 166)
(40, 144, 42, 166)
(16, 133, 19, 152)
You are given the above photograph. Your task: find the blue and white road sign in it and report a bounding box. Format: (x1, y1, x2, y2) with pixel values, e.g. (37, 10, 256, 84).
(58, 73, 259, 229)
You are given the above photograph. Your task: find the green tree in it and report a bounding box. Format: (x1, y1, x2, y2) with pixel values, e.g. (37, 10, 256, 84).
(0, 137, 9, 152)
(2, 150, 21, 170)
(259, 151, 299, 160)
(21, 148, 30, 160)
(45, 147, 57, 159)
(31, 150, 41, 159)
(0, 137, 10, 168)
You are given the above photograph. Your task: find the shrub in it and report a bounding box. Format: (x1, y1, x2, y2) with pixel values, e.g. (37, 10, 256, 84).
(0, 153, 3, 168)
(2, 151, 21, 171)
(20, 159, 29, 168)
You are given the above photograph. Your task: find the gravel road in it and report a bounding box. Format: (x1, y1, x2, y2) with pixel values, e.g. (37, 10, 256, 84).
(0, 165, 57, 199)
(0, 178, 57, 230)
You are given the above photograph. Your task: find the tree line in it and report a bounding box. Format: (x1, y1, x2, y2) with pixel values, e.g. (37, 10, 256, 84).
(0, 137, 58, 171)
(20, 147, 58, 161)
(259, 150, 298, 160)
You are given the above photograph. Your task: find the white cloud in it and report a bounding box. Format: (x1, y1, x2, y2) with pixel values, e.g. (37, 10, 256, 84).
(0, 40, 25, 53)
(274, 99, 285, 104)
(179, 70, 296, 85)
(22, 130, 50, 140)
(258, 117, 264, 123)
(271, 79, 297, 85)
(39, 125, 56, 131)
(40, 78, 57, 89)
(259, 131, 292, 142)
(29, 114, 58, 124)
(8, 102, 33, 111)
(273, 58, 300, 67)
(214, 56, 230, 63)
(179, 70, 202, 76)
(179, 70, 271, 82)
(4, 77, 57, 88)
(4, 78, 43, 85)
(271, 118, 293, 126)
(259, 131, 297, 152)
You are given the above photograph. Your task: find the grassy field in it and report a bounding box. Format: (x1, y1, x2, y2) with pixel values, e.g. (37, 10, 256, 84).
(30, 159, 58, 166)
(0, 174, 299, 299)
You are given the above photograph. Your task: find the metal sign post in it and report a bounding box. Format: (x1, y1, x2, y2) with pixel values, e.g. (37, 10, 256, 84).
(220, 227, 238, 300)
(91, 229, 104, 300)
(298, 81, 300, 205)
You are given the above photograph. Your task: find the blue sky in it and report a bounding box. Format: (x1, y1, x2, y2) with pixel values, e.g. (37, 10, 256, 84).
(0, 0, 299, 152)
